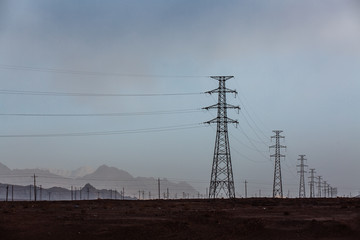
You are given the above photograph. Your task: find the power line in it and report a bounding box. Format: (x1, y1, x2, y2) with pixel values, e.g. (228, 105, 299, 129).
(239, 111, 269, 147)
(0, 108, 202, 117)
(0, 89, 203, 97)
(0, 64, 209, 78)
(0, 123, 206, 138)
(237, 124, 269, 159)
(233, 79, 269, 139)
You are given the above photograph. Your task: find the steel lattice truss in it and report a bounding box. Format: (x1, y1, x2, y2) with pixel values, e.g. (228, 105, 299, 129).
(297, 155, 307, 198)
(204, 76, 239, 199)
(270, 130, 286, 198)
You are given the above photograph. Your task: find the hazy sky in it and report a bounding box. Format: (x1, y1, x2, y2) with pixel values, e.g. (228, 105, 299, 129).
(0, 0, 359, 197)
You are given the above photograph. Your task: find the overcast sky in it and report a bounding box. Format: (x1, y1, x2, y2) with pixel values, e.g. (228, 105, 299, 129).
(0, 0, 359, 197)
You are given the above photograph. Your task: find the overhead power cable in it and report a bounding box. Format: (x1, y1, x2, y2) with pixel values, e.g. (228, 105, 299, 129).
(0, 123, 206, 138)
(0, 108, 202, 117)
(0, 89, 203, 97)
(0, 64, 209, 78)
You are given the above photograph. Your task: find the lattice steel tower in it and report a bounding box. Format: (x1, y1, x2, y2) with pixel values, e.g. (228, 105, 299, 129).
(309, 168, 316, 198)
(204, 76, 239, 199)
(270, 130, 286, 198)
(297, 155, 307, 198)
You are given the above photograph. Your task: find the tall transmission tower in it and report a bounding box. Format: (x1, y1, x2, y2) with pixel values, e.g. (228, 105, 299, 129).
(297, 155, 307, 198)
(270, 130, 286, 198)
(204, 76, 239, 199)
(309, 168, 316, 198)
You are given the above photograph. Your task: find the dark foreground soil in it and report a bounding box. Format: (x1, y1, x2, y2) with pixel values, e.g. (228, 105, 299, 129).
(1, 198, 360, 240)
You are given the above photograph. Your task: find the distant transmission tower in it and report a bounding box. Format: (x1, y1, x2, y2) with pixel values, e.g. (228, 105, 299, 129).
(317, 176, 322, 197)
(270, 130, 286, 198)
(204, 76, 239, 199)
(309, 168, 316, 198)
(323, 181, 327, 198)
(297, 155, 307, 198)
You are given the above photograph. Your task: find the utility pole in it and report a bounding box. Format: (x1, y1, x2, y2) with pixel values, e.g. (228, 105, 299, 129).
(158, 178, 161, 200)
(32, 174, 37, 201)
(317, 176, 322, 197)
(6, 185, 9, 202)
(244, 180, 248, 198)
(11, 185, 14, 201)
(309, 169, 316, 198)
(71, 186, 73, 200)
(29, 185, 32, 201)
(40, 185, 42, 201)
(297, 155, 307, 198)
(166, 188, 169, 200)
(48, 192, 51, 201)
(204, 76, 239, 199)
(270, 130, 286, 198)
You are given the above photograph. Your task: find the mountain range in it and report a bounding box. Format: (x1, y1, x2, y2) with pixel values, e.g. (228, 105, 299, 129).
(0, 162, 198, 200)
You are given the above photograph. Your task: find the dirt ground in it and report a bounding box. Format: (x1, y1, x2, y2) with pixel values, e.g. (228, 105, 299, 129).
(0, 198, 360, 240)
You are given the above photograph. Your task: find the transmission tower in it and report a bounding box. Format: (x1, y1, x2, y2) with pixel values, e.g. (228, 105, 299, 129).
(309, 168, 316, 198)
(297, 155, 307, 198)
(317, 176, 322, 197)
(323, 181, 327, 198)
(270, 130, 286, 198)
(204, 76, 239, 199)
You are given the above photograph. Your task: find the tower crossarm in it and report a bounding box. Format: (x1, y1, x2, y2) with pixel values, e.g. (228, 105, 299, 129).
(270, 153, 285, 158)
(204, 117, 239, 125)
(202, 103, 240, 111)
(205, 87, 237, 96)
(269, 144, 286, 149)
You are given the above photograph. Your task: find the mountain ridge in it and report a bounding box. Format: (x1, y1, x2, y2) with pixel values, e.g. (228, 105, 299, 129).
(0, 162, 198, 198)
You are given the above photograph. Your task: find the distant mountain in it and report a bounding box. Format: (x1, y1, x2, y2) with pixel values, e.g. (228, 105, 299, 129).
(0, 182, 135, 201)
(12, 168, 60, 177)
(79, 165, 198, 198)
(0, 162, 12, 174)
(48, 166, 95, 178)
(81, 165, 133, 180)
(0, 162, 199, 199)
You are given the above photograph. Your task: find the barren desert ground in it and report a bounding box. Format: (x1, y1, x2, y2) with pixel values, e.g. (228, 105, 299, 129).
(1, 198, 360, 240)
